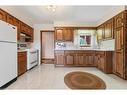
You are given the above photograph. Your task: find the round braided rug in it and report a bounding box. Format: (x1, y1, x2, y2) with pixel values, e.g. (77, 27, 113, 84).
(64, 71, 106, 89)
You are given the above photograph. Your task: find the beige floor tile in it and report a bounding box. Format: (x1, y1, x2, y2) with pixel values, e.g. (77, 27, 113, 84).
(6, 64, 127, 90)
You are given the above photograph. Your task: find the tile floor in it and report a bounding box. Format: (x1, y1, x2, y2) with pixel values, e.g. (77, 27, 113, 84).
(6, 64, 127, 89)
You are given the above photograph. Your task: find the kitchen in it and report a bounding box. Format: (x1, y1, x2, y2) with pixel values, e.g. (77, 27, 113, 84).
(0, 6, 127, 89)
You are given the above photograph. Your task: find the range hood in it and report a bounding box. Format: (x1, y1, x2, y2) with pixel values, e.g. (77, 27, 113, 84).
(20, 33, 32, 42)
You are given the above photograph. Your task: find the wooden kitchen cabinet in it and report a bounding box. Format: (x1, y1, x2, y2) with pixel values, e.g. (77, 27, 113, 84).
(0, 9, 6, 21)
(95, 51, 113, 74)
(62, 50, 95, 66)
(64, 51, 74, 65)
(55, 27, 74, 41)
(6, 14, 15, 25)
(63, 28, 74, 41)
(74, 52, 84, 65)
(55, 51, 65, 65)
(114, 50, 124, 78)
(18, 52, 27, 76)
(21, 22, 28, 34)
(84, 51, 95, 66)
(114, 27, 124, 78)
(30, 28, 34, 42)
(104, 18, 114, 39)
(97, 25, 104, 40)
(55, 28, 64, 41)
(114, 12, 124, 29)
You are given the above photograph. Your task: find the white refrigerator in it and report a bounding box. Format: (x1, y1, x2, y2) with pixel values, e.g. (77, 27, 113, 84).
(0, 20, 17, 88)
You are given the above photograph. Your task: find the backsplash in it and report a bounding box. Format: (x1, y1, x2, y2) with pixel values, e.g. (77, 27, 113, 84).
(99, 39, 115, 50)
(18, 42, 32, 50)
(55, 30, 115, 50)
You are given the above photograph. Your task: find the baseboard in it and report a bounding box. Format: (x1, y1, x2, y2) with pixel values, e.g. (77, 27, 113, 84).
(0, 77, 17, 89)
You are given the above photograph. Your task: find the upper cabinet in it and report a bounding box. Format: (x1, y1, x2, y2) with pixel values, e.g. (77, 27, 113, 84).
(6, 14, 15, 25)
(97, 25, 104, 40)
(0, 9, 6, 21)
(55, 28, 64, 41)
(63, 28, 74, 41)
(97, 18, 114, 41)
(104, 19, 114, 39)
(55, 27, 74, 41)
(114, 12, 124, 29)
(21, 22, 28, 34)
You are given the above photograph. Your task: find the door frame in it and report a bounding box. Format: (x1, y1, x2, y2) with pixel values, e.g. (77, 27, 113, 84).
(40, 30, 55, 64)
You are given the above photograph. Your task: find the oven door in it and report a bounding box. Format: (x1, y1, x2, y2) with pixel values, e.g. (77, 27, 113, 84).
(29, 51, 38, 63)
(27, 50, 38, 70)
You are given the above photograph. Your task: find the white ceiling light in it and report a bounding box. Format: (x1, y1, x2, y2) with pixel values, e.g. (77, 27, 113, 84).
(47, 5, 57, 12)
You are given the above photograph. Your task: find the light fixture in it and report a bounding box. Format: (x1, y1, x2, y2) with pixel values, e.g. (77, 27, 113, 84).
(47, 5, 57, 12)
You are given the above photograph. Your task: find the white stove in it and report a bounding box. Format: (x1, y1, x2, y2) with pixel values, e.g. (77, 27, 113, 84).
(26, 49, 38, 70)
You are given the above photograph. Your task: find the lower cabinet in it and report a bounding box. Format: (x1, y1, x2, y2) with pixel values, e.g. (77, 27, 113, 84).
(95, 51, 113, 73)
(18, 52, 27, 76)
(55, 51, 65, 65)
(84, 51, 95, 66)
(55, 50, 96, 66)
(55, 50, 113, 72)
(64, 51, 75, 65)
(114, 50, 124, 78)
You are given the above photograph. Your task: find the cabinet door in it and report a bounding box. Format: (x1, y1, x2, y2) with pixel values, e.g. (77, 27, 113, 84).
(55, 51, 64, 65)
(18, 52, 27, 76)
(85, 52, 94, 66)
(63, 28, 73, 41)
(115, 27, 124, 50)
(65, 52, 74, 65)
(98, 54, 105, 72)
(97, 25, 104, 40)
(114, 12, 124, 29)
(114, 51, 124, 77)
(13, 18, 21, 40)
(7, 14, 15, 25)
(0, 9, 6, 21)
(21, 22, 27, 34)
(30, 28, 34, 42)
(104, 19, 114, 39)
(27, 26, 31, 36)
(55, 29, 64, 41)
(114, 27, 124, 77)
(74, 53, 84, 65)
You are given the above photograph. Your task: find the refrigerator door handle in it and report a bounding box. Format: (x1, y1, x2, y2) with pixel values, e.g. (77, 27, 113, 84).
(0, 41, 16, 43)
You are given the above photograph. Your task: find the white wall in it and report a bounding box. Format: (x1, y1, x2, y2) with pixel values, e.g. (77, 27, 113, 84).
(100, 39, 115, 50)
(32, 24, 54, 64)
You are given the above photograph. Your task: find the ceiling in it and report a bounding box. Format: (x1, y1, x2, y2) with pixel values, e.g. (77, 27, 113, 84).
(0, 6, 123, 26)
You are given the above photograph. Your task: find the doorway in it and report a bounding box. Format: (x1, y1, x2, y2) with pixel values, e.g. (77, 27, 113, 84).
(40, 30, 55, 64)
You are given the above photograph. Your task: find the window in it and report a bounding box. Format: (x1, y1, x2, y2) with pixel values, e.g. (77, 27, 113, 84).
(79, 34, 91, 47)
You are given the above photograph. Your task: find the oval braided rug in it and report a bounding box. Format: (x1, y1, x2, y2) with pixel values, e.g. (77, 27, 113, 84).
(64, 71, 106, 89)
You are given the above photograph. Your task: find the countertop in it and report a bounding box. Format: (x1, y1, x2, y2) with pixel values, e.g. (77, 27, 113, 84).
(18, 49, 27, 52)
(54, 47, 114, 51)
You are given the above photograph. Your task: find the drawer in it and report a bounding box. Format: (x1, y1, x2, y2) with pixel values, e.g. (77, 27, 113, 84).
(55, 50, 64, 54)
(64, 50, 75, 54)
(95, 51, 105, 55)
